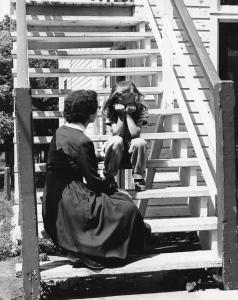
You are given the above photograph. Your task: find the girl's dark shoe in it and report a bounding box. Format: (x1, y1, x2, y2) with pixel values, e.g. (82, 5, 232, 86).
(134, 179, 146, 191)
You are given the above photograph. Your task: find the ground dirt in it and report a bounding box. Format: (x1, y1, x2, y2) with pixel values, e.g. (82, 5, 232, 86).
(0, 257, 23, 300)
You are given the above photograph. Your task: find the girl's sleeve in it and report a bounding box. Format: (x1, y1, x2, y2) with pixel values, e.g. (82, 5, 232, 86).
(76, 139, 116, 195)
(135, 105, 149, 128)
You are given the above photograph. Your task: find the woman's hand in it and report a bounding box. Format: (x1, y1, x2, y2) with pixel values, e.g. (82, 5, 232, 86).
(114, 104, 125, 115)
(126, 104, 136, 115)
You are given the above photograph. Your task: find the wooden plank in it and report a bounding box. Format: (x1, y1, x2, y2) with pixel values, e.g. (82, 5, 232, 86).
(15, 88, 40, 298)
(12, 31, 154, 42)
(32, 132, 190, 144)
(162, 12, 216, 161)
(12, 49, 161, 59)
(172, 0, 221, 90)
(36, 186, 209, 201)
(16, 250, 222, 281)
(13, 67, 162, 77)
(35, 158, 199, 173)
(216, 81, 238, 289)
(146, 217, 217, 233)
(19, 16, 149, 27)
(30, 86, 163, 97)
(142, 0, 216, 197)
(32, 108, 181, 119)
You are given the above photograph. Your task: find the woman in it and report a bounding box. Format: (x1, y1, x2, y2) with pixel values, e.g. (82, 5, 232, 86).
(42, 90, 150, 270)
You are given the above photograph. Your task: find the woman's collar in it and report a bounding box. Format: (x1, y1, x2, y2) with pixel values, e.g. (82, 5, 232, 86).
(64, 122, 86, 133)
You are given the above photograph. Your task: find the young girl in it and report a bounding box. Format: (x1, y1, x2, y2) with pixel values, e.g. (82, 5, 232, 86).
(102, 81, 149, 191)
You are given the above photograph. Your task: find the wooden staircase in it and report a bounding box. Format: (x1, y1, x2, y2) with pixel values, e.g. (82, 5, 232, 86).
(11, 0, 234, 297)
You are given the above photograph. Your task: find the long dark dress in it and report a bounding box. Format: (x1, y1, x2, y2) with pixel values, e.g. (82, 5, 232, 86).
(42, 125, 147, 260)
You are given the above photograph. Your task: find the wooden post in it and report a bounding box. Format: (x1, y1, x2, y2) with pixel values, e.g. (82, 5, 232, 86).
(216, 81, 238, 289)
(16, 0, 40, 298)
(15, 89, 40, 299)
(4, 167, 11, 201)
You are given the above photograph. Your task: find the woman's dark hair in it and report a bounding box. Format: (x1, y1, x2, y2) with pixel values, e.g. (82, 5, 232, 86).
(102, 81, 147, 119)
(64, 90, 98, 124)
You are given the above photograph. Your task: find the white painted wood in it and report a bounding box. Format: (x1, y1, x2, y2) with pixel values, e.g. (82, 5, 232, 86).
(16, 0, 29, 88)
(32, 108, 181, 119)
(16, 250, 222, 280)
(13, 67, 161, 77)
(30, 86, 164, 97)
(35, 158, 200, 173)
(12, 31, 154, 42)
(36, 186, 209, 201)
(14, 49, 160, 60)
(20, 16, 149, 27)
(146, 216, 217, 233)
(142, 0, 217, 197)
(33, 132, 190, 144)
(161, 11, 216, 163)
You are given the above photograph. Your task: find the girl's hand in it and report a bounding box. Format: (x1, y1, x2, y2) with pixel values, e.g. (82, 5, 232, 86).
(126, 104, 136, 115)
(114, 104, 126, 115)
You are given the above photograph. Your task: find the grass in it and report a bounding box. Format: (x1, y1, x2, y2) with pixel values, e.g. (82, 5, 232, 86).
(0, 195, 21, 261)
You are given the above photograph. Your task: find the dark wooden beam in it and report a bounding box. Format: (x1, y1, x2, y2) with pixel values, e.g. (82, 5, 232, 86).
(216, 81, 238, 289)
(15, 88, 40, 298)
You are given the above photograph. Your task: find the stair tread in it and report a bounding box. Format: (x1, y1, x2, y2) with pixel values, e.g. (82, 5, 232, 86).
(36, 186, 209, 200)
(12, 0, 135, 7)
(12, 31, 154, 43)
(35, 158, 199, 173)
(146, 216, 217, 233)
(13, 49, 160, 59)
(33, 132, 190, 144)
(13, 67, 162, 77)
(22, 16, 149, 27)
(30, 86, 163, 97)
(16, 250, 222, 280)
(32, 108, 180, 119)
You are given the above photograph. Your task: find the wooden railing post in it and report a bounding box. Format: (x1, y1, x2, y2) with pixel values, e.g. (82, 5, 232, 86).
(216, 81, 238, 289)
(16, 0, 40, 298)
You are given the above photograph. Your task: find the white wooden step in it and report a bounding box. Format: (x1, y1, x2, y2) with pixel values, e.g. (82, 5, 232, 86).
(20, 16, 149, 27)
(12, 31, 154, 42)
(146, 217, 217, 233)
(32, 108, 180, 119)
(36, 186, 209, 201)
(30, 86, 163, 98)
(33, 132, 189, 144)
(12, 49, 160, 60)
(13, 66, 204, 79)
(11, 0, 135, 7)
(36, 216, 217, 237)
(16, 250, 222, 280)
(35, 158, 199, 173)
(13, 67, 161, 78)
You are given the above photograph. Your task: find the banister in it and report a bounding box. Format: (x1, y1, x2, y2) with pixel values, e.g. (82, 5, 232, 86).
(172, 0, 221, 90)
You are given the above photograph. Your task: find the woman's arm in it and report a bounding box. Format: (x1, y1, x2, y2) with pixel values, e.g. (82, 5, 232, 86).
(76, 139, 116, 194)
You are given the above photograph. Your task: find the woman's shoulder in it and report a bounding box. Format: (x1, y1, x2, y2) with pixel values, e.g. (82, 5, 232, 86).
(56, 125, 91, 145)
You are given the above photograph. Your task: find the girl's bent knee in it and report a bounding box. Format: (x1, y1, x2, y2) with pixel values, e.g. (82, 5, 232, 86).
(131, 138, 147, 148)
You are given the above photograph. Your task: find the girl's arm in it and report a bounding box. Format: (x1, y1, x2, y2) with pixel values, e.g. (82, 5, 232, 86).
(111, 104, 126, 136)
(126, 114, 141, 138)
(126, 105, 141, 138)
